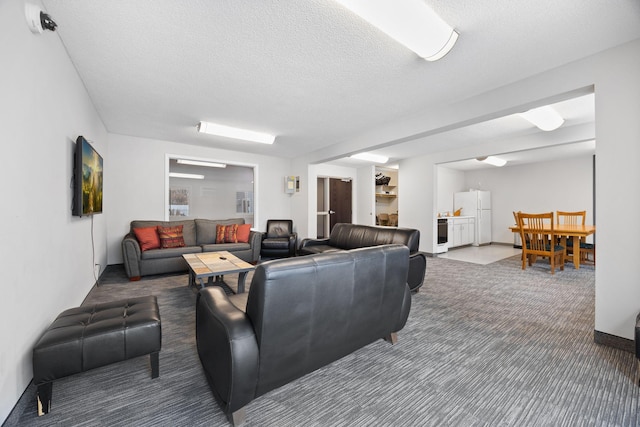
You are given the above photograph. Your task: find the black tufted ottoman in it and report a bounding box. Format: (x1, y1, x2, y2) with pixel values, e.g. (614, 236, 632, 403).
(32, 295, 161, 416)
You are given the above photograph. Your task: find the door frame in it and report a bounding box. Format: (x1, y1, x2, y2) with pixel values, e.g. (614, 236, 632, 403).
(316, 174, 353, 238)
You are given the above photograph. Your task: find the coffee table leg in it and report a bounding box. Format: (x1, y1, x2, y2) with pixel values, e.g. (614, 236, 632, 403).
(198, 278, 206, 289)
(238, 272, 247, 294)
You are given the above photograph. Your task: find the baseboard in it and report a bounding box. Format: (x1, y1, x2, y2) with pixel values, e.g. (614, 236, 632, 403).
(594, 330, 634, 354)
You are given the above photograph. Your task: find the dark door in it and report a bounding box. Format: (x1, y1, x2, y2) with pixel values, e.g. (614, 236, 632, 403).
(329, 178, 352, 231)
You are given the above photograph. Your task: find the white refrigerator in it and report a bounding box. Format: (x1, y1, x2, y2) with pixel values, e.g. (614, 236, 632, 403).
(453, 190, 492, 245)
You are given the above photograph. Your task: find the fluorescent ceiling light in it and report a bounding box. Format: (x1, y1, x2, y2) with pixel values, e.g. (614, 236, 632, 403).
(197, 121, 275, 144)
(350, 152, 389, 163)
(169, 172, 204, 180)
(177, 159, 226, 168)
(519, 106, 565, 131)
(335, 0, 458, 61)
(476, 156, 507, 167)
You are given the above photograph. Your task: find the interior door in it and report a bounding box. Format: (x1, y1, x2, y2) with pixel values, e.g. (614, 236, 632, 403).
(329, 178, 352, 231)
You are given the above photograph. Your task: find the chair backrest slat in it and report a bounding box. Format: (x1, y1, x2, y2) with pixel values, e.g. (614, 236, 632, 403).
(557, 210, 586, 226)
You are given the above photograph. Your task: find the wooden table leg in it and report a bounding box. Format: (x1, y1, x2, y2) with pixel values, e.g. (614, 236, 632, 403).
(572, 238, 580, 269)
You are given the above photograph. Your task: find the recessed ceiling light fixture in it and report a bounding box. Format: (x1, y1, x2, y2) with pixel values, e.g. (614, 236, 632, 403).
(350, 152, 389, 163)
(197, 121, 275, 144)
(169, 172, 205, 180)
(177, 159, 226, 168)
(335, 0, 458, 61)
(476, 156, 507, 167)
(519, 106, 565, 131)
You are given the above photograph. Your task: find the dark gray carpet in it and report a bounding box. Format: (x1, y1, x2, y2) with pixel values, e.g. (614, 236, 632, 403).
(5, 256, 639, 426)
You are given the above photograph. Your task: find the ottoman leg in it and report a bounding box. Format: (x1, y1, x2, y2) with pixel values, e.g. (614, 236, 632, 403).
(36, 382, 52, 416)
(150, 351, 159, 379)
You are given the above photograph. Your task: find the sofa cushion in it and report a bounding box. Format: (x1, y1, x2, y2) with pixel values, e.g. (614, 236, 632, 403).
(131, 220, 197, 247)
(201, 242, 250, 253)
(195, 218, 245, 245)
(141, 245, 202, 260)
(297, 244, 343, 255)
(237, 224, 252, 243)
(133, 226, 160, 251)
(158, 225, 186, 249)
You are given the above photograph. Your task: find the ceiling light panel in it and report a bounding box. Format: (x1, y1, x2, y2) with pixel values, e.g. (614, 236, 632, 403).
(350, 152, 389, 163)
(335, 0, 458, 61)
(169, 172, 205, 180)
(519, 106, 565, 131)
(476, 156, 507, 167)
(177, 159, 226, 168)
(197, 121, 275, 144)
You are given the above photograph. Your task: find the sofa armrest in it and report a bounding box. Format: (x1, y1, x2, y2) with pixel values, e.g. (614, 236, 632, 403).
(288, 233, 298, 256)
(298, 237, 330, 250)
(122, 233, 142, 279)
(408, 252, 427, 292)
(248, 231, 263, 263)
(196, 287, 259, 415)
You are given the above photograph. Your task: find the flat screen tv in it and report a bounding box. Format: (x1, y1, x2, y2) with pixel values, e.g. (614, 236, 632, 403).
(72, 136, 103, 216)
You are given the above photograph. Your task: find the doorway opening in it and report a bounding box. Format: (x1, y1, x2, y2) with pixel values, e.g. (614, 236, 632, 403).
(316, 177, 352, 238)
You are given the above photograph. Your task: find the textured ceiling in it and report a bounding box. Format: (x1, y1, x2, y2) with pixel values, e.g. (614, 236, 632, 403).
(41, 0, 640, 163)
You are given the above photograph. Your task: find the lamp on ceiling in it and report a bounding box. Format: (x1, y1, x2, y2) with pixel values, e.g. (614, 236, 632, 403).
(350, 152, 389, 163)
(169, 172, 205, 180)
(334, 0, 458, 61)
(197, 121, 275, 144)
(476, 156, 507, 167)
(177, 159, 227, 168)
(519, 106, 565, 131)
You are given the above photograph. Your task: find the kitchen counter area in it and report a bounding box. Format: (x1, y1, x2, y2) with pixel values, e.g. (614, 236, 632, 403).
(437, 216, 477, 253)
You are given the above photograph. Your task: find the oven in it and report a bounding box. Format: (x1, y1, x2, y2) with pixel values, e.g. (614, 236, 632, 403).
(436, 218, 448, 253)
(437, 218, 448, 244)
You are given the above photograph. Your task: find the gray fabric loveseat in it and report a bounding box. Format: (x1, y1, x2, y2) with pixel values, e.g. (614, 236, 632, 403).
(298, 223, 427, 292)
(196, 244, 412, 426)
(122, 218, 261, 281)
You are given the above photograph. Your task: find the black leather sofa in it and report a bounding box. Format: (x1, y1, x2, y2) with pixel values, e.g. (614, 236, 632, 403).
(196, 245, 412, 426)
(298, 223, 427, 292)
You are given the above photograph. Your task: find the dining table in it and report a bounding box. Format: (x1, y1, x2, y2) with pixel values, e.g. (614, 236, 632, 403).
(509, 223, 596, 269)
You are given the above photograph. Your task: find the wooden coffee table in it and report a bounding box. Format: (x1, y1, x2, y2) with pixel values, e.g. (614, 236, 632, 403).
(183, 251, 255, 293)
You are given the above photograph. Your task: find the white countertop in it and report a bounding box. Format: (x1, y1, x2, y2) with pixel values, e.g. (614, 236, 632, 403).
(439, 215, 475, 220)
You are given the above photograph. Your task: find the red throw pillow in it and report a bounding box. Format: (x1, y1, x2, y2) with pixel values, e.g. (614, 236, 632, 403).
(158, 225, 185, 249)
(133, 226, 160, 251)
(237, 224, 251, 243)
(215, 224, 226, 244)
(224, 223, 238, 243)
(216, 224, 240, 243)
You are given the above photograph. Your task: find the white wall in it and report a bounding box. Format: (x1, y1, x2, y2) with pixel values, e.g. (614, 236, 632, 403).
(107, 134, 292, 264)
(436, 167, 465, 216)
(592, 41, 640, 342)
(356, 165, 376, 225)
(0, 0, 108, 422)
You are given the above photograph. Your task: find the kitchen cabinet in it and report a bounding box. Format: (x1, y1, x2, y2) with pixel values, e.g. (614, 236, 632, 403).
(447, 217, 475, 248)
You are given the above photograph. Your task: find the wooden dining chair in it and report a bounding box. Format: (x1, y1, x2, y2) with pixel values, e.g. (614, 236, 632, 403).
(513, 211, 525, 261)
(517, 212, 566, 274)
(377, 213, 389, 226)
(388, 213, 398, 227)
(556, 210, 595, 266)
